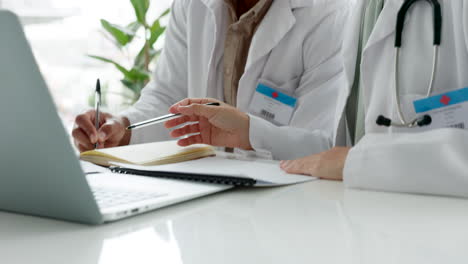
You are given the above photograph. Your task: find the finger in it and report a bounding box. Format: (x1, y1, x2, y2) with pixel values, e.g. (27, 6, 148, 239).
(169, 98, 191, 114)
(280, 160, 310, 176)
(72, 128, 94, 149)
(279, 160, 291, 170)
(165, 115, 198, 129)
(102, 134, 122, 148)
(75, 112, 98, 143)
(197, 117, 212, 144)
(169, 98, 203, 114)
(170, 123, 201, 138)
(178, 104, 220, 119)
(177, 134, 203, 146)
(280, 160, 292, 173)
(100, 140, 120, 149)
(78, 143, 93, 153)
(169, 98, 220, 114)
(99, 113, 113, 127)
(98, 121, 118, 143)
(78, 144, 86, 152)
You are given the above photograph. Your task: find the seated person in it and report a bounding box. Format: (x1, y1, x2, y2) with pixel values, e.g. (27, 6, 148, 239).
(73, 0, 351, 160)
(280, 0, 468, 197)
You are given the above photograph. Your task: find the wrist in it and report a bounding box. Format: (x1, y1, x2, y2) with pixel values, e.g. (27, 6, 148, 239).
(240, 114, 253, 150)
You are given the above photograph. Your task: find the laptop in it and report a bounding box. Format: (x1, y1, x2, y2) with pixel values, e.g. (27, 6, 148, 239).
(0, 10, 231, 225)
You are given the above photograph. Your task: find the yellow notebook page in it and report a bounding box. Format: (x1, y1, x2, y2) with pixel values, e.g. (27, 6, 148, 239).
(80, 140, 215, 166)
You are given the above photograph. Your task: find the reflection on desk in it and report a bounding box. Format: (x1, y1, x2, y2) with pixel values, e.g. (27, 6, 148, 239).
(1, 181, 468, 264)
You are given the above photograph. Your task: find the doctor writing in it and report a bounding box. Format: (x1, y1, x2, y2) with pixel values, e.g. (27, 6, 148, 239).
(72, 0, 351, 160)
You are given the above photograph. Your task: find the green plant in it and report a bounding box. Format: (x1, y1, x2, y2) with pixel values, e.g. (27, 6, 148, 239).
(88, 0, 170, 106)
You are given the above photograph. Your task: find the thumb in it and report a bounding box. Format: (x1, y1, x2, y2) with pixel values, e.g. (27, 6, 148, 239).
(169, 98, 191, 114)
(97, 121, 117, 142)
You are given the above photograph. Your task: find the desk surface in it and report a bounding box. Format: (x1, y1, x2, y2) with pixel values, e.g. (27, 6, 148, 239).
(1, 180, 468, 264)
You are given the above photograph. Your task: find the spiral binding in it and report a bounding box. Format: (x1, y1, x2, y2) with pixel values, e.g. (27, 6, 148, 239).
(109, 167, 256, 187)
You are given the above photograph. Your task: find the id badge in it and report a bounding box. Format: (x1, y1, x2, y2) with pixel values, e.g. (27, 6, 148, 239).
(413, 87, 468, 130)
(248, 83, 297, 126)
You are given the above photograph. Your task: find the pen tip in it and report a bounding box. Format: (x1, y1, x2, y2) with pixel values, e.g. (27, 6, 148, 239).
(96, 79, 101, 93)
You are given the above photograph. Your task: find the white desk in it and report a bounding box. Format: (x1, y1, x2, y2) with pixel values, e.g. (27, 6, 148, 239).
(1, 181, 468, 264)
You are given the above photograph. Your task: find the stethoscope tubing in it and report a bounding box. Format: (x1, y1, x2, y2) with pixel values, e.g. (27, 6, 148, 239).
(384, 0, 442, 128)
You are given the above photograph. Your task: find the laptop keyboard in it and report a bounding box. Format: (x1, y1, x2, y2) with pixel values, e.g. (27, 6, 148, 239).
(92, 187, 167, 209)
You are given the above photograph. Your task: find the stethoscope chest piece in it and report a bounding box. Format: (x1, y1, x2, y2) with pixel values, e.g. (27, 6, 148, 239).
(376, 114, 432, 128)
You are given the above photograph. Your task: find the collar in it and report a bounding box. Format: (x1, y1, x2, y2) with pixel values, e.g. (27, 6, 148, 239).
(364, 0, 405, 51)
(200, 0, 319, 10)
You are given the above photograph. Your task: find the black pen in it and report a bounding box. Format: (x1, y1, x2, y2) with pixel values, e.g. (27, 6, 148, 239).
(126, 102, 220, 130)
(94, 79, 101, 149)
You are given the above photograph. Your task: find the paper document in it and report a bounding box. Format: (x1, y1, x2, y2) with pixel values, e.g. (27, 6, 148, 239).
(80, 161, 108, 174)
(112, 157, 316, 187)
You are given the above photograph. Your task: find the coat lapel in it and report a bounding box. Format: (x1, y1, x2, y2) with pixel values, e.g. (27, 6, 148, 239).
(198, 0, 227, 97)
(364, 0, 404, 52)
(245, 0, 296, 71)
(199, 0, 219, 10)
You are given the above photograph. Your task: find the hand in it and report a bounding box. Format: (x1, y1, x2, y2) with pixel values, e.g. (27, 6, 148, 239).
(280, 147, 351, 181)
(72, 110, 131, 152)
(165, 98, 253, 150)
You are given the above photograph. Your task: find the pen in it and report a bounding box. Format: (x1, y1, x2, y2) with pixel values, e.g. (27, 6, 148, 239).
(126, 102, 220, 130)
(94, 79, 101, 149)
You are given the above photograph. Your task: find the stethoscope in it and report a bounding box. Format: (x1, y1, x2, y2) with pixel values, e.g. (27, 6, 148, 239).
(376, 0, 442, 128)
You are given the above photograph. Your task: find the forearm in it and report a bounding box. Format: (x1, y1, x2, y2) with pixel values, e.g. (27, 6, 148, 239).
(249, 115, 332, 160)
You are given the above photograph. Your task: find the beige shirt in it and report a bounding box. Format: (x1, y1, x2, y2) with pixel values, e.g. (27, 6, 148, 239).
(223, 0, 273, 106)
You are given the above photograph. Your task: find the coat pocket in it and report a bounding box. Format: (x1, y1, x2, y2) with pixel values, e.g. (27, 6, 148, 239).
(257, 76, 301, 96)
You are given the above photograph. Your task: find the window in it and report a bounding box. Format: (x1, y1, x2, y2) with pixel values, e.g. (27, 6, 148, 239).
(2, 0, 172, 128)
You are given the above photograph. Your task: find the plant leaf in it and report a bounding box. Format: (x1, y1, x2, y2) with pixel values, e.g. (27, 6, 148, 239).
(149, 20, 166, 46)
(100, 19, 133, 46)
(130, 0, 150, 26)
(121, 79, 138, 92)
(88, 56, 150, 84)
(148, 9, 170, 45)
(134, 46, 160, 69)
(128, 67, 151, 82)
(127, 21, 141, 32)
(88, 55, 131, 76)
(157, 8, 171, 20)
(121, 79, 145, 99)
(126, 21, 141, 42)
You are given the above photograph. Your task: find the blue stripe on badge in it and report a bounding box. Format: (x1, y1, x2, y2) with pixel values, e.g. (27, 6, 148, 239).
(414, 87, 468, 113)
(256, 83, 297, 107)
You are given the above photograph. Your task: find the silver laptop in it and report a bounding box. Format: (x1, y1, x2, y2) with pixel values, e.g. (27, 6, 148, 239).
(0, 10, 230, 225)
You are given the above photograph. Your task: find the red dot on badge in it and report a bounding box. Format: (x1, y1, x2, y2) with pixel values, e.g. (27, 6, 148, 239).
(272, 92, 279, 98)
(440, 95, 451, 105)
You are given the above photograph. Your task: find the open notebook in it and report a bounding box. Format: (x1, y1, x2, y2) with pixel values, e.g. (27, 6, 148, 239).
(81, 141, 315, 187)
(80, 140, 215, 167)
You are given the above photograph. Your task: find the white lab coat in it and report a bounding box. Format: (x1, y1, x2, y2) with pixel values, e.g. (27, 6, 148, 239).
(338, 0, 468, 197)
(122, 0, 350, 160)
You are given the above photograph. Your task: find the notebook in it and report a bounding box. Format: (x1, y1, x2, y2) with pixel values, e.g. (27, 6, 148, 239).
(80, 140, 215, 167)
(109, 156, 316, 187)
